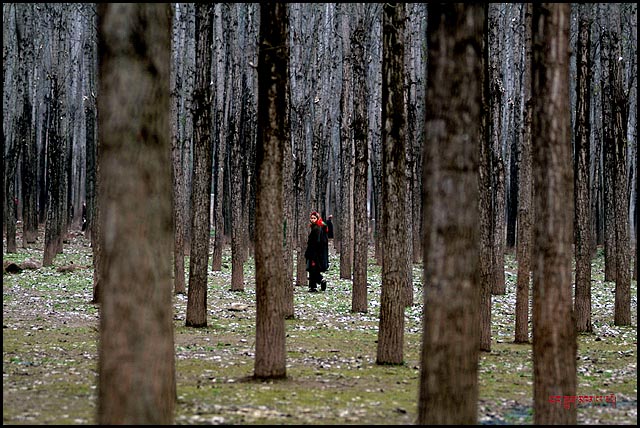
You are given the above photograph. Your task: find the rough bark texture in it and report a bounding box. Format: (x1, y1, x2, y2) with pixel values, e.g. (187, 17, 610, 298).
(186, 4, 214, 328)
(339, 5, 354, 281)
(573, 6, 593, 333)
(515, 2, 533, 343)
(478, 5, 494, 352)
(254, 2, 288, 379)
(418, 4, 483, 424)
(96, 4, 175, 424)
(488, 5, 506, 296)
(531, 4, 577, 424)
(351, 7, 369, 314)
(609, 6, 631, 326)
(377, 3, 406, 364)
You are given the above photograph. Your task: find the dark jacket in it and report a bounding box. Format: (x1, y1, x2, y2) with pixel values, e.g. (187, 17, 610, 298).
(305, 218, 329, 271)
(304, 222, 323, 269)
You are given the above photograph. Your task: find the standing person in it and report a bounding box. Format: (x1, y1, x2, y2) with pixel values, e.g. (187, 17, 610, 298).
(326, 214, 334, 240)
(81, 202, 87, 232)
(305, 211, 328, 292)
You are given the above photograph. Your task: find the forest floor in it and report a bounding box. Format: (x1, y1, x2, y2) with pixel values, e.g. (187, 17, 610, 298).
(2, 227, 638, 425)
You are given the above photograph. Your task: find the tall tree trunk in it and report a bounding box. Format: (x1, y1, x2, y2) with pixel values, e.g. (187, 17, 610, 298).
(531, 4, 577, 424)
(339, 5, 353, 281)
(352, 7, 369, 314)
(211, 3, 229, 272)
(43, 75, 64, 267)
(515, 2, 534, 343)
(186, 4, 214, 328)
(418, 4, 483, 424)
(170, 3, 187, 295)
(488, 4, 506, 295)
(478, 4, 494, 352)
(377, 2, 406, 364)
(254, 2, 288, 380)
(573, 5, 593, 333)
(599, 6, 617, 283)
(610, 5, 631, 326)
(96, 4, 175, 424)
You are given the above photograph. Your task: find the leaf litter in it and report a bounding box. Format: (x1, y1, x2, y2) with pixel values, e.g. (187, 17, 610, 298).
(2, 234, 637, 424)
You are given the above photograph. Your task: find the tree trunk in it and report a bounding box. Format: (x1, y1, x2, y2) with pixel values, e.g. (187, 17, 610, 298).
(186, 4, 214, 328)
(418, 4, 483, 424)
(43, 75, 64, 267)
(531, 4, 577, 424)
(599, 6, 617, 283)
(377, 3, 406, 364)
(489, 5, 506, 295)
(609, 5, 631, 326)
(573, 5, 593, 333)
(254, 2, 288, 380)
(170, 3, 188, 295)
(352, 7, 369, 314)
(478, 5, 494, 352)
(96, 4, 175, 424)
(211, 3, 229, 272)
(515, 2, 533, 344)
(339, 5, 353, 281)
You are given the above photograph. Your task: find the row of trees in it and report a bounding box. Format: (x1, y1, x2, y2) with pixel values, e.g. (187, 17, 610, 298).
(2, 2, 637, 425)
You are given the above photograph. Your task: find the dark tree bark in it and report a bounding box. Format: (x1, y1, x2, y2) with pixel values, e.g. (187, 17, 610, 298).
(186, 3, 214, 328)
(289, 3, 312, 289)
(418, 4, 483, 424)
(376, 2, 406, 365)
(16, 4, 38, 246)
(515, 2, 534, 343)
(84, 5, 97, 240)
(211, 3, 229, 272)
(96, 3, 175, 424)
(229, 5, 245, 292)
(488, 4, 506, 295)
(338, 4, 354, 281)
(609, 5, 631, 326)
(43, 74, 65, 267)
(478, 3, 493, 352)
(574, 5, 593, 333)
(599, 6, 617, 283)
(352, 5, 369, 314)
(170, 3, 189, 295)
(254, 2, 288, 380)
(531, 4, 577, 424)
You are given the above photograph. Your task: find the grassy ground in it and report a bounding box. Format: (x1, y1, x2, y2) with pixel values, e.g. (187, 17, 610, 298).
(2, 230, 637, 424)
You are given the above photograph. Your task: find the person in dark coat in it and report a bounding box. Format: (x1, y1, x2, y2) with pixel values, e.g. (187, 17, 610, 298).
(326, 214, 334, 240)
(304, 211, 328, 292)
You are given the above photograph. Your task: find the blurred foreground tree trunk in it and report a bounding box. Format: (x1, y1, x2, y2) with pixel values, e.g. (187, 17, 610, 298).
(96, 4, 176, 424)
(418, 4, 483, 424)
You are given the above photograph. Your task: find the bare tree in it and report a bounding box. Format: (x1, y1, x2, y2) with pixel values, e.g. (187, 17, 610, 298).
(254, 2, 288, 379)
(338, 4, 354, 281)
(514, 2, 533, 343)
(170, 3, 190, 295)
(488, 4, 506, 296)
(418, 4, 483, 424)
(96, 3, 175, 424)
(211, 3, 229, 272)
(351, 4, 370, 314)
(531, 3, 577, 424)
(186, 3, 214, 328)
(376, 2, 407, 365)
(574, 4, 593, 333)
(609, 4, 632, 326)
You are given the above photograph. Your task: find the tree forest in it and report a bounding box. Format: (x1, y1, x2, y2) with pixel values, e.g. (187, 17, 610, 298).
(3, 3, 637, 425)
